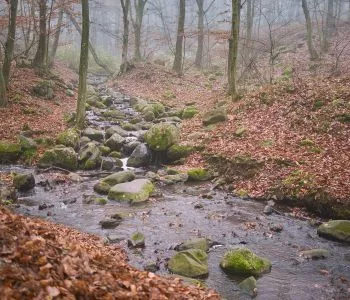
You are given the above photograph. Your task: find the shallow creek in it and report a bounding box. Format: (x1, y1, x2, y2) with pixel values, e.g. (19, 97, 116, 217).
(1, 78, 349, 300)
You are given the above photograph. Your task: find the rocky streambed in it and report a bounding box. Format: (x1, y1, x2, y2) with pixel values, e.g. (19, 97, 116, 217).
(1, 78, 350, 299)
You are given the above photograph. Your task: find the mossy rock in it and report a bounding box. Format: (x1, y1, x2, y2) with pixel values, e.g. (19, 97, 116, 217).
(94, 171, 135, 194)
(317, 220, 350, 243)
(182, 106, 198, 119)
(220, 248, 272, 276)
(57, 128, 79, 149)
(121, 122, 137, 131)
(94, 181, 112, 194)
(109, 151, 122, 159)
(0, 142, 22, 163)
(99, 146, 111, 155)
(168, 249, 209, 278)
(176, 238, 210, 252)
(145, 123, 180, 151)
(202, 107, 227, 126)
(238, 276, 257, 297)
(187, 168, 210, 181)
(167, 144, 193, 162)
(108, 179, 154, 203)
(33, 80, 54, 99)
(128, 232, 145, 248)
(38, 147, 78, 171)
(13, 173, 35, 191)
(235, 127, 247, 137)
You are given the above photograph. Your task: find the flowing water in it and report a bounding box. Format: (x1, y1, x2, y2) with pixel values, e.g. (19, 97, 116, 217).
(1, 77, 349, 300)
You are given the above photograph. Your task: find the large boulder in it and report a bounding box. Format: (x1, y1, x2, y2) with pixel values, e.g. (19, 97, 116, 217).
(78, 142, 102, 170)
(13, 173, 35, 191)
(167, 144, 193, 162)
(127, 144, 151, 167)
(57, 128, 79, 149)
(108, 179, 154, 203)
(105, 133, 125, 151)
(38, 147, 78, 171)
(317, 220, 350, 243)
(83, 128, 104, 142)
(168, 249, 209, 278)
(220, 248, 272, 276)
(202, 107, 227, 126)
(0, 142, 22, 163)
(144, 123, 180, 151)
(94, 171, 135, 194)
(33, 80, 54, 99)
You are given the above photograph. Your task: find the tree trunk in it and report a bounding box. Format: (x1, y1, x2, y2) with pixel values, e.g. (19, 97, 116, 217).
(76, 0, 90, 130)
(3, 0, 18, 88)
(229, 0, 241, 99)
(65, 9, 113, 75)
(119, 0, 130, 74)
(301, 0, 319, 60)
(49, 8, 64, 66)
(323, 0, 335, 52)
(0, 66, 7, 107)
(246, 0, 253, 42)
(195, 0, 204, 68)
(33, 0, 47, 70)
(131, 0, 147, 61)
(173, 0, 186, 75)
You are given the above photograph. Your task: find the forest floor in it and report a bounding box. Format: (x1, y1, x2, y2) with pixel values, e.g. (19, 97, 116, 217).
(117, 63, 350, 218)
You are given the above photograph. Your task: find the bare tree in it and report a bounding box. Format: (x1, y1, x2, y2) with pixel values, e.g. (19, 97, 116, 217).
(119, 0, 131, 74)
(173, 0, 186, 75)
(33, 0, 48, 70)
(130, 0, 148, 61)
(302, 0, 319, 60)
(323, 0, 335, 52)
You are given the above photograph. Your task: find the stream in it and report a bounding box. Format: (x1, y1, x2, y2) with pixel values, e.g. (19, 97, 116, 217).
(1, 76, 349, 300)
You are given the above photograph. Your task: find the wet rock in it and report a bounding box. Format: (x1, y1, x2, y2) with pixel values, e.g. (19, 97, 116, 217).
(144, 123, 180, 151)
(127, 144, 151, 167)
(78, 142, 102, 170)
(82, 195, 107, 205)
(187, 169, 211, 181)
(108, 179, 154, 203)
(194, 203, 204, 209)
(99, 218, 121, 229)
(105, 126, 129, 139)
(102, 109, 124, 119)
(38, 146, 78, 171)
(146, 171, 159, 181)
(105, 133, 125, 151)
(162, 173, 188, 185)
(106, 234, 125, 243)
(128, 232, 145, 248)
(263, 205, 273, 215)
(300, 249, 330, 259)
(202, 107, 227, 126)
(220, 248, 272, 276)
(269, 224, 283, 232)
(0, 142, 21, 163)
(317, 220, 350, 243)
(38, 203, 48, 210)
(122, 141, 141, 156)
(94, 171, 135, 194)
(168, 249, 209, 278)
(66, 89, 74, 97)
(13, 173, 35, 191)
(109, 151, 122, 159)
(83, 128, 104, 142)
(99, 145, 111, 155)
(101, 157, 115, 171)
(56, 128, 79, 149)
(166, 144, 193, 162)
(175, 238, 210, 252)
(238, 276, 257, 297)
(79, 136, 91, 148)
(144, 261, 159, 272)
(121, 122, 138, 131)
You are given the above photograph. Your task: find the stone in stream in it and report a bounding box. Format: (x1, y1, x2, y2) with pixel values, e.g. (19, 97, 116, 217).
(300, 249, 330, 259)
(128, 232, 145, 248)
(127, 144, 151, 167)
(263, 205, 273, 215)
(108, 179, 154, 203)
(78, 142, 102, 170)
(0, 141, 22, 163)
(144, 261, 160, 273)
(13, 173, 35, 191)
(105, 133, 125, 151)
(105, 126, 129, 139)
(187, 168, 211, 181)
(220, 248, 272, 276)
(83, 127, 104, 142)
(106, 234, 125, 244)
(144, 123, 180, 151)
(101, 157, 116, 171)
(175, 238, 210, 252)
(94, 171, 135, 194)
(122, 141, 141, 156)
(79, 136, 91, 148)
(82, 195, 107, 205)
(202, 107, 228, 126)
(162, 173, 188, 185)
(317, 220, 350, 243)
(99, 218, 121, 229)
(57, 128, 79, 149)
(38, 146, 78, 171)
(168, 249, 209, 278)
(238, 276, 258, 297)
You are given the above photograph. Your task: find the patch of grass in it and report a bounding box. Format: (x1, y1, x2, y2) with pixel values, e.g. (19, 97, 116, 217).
(261, 139, 275, 147)
(163, 90, 176, 99)
(313, 100, 325, 110)
(336, 113, 350, 123)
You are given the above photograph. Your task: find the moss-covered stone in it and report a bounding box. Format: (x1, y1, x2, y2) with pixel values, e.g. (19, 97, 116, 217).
(167, 144, 193, 162)
(33, 80, 54, 99)
(220, 248, 272, 276)
(187, 168, 210, 181)
(38, 147, 78, 171)
(168, 249, 209, 278)
(182, 106, 198, 119)
(202, 107, 227, 126)
(108, 179, 154, 203)
(94, 181, 111, 194)
(100, 146, 111, 155)
(128, 232, 145, 248)
(79, 142, 102, 170)
(235, 127, 247, 137)
(57, 128, 79, 149)
(317, 220, 350, 243)
(145, 123, 180, 151)
(238, 276, 257, 297)
(176, 238, 210, 252)
(13, 173, 35, 191)
(0, 142, 22, 163)
(109, 151, 122, 158)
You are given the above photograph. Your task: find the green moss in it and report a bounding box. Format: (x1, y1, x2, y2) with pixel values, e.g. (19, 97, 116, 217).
(235, 189, 248, 197)
(121, 122, 137, 131)
(261, 139, 275, 147)
(94, 181, 111, 194)
(100, 146, 111, 155)
(235, 127, 247, 137)
(22, 148, 37, 165)
(108, 179, 154, 203)
(109, 151, 122, 158)
(336, 113, 350, 123)
(317, 220, 350, 242)
(0, 142, 22, 163)
(167, 144, 193, 161)
(220, 248, 272, 276)
(163, 90, 176, 99)
(151, 102, 165, 117)
(95, 198, 107, 205)
(182, 106, 198, 119)
(57, 128, 79, 149)
(299, 139, 315, 147)
(313, 100, 325, 110)
(187, 168, 210, 181)
(145, 123, 180, 151)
